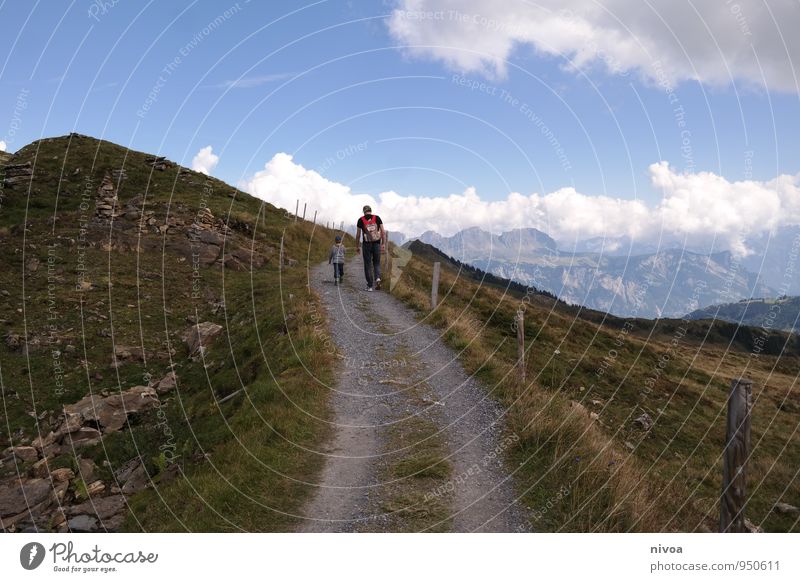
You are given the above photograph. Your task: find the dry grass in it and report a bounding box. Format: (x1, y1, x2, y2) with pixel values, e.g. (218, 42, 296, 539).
(389, 253, 800, 532)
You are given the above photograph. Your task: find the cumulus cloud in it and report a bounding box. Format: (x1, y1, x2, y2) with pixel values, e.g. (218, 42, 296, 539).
(0, 140, 6, 152)
(191, 146, 219, 175)
(387, 0, 800, 92)
(240, 153, 800, 256)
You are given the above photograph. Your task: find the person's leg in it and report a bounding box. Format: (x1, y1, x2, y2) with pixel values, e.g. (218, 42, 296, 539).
(372, 242, 382, 283)
(332, 263, 338, 283)
(362, 244, 374, 288)
(336, 263, 344, 281)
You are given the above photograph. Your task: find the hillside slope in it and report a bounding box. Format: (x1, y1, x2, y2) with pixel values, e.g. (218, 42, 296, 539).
(0, 134, 342, 532)
(391, 241, 800, 532)
(687, 296, 800, 333)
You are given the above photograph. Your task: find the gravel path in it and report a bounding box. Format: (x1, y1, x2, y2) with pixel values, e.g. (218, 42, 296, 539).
(299, 257, 531, 532)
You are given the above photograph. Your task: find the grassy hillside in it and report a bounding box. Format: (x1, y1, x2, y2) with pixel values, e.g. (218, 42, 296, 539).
(390, 241, 800, 532)
(687, 296, 800, 333)
(0, 134, 345, 531)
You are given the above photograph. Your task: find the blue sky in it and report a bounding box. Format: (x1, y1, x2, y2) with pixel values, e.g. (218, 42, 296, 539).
(2, 1, 800, 245)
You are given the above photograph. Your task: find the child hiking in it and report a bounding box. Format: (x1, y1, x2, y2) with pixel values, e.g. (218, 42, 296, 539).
(355, 205, 385, 291)
(329, 235, 346, 285)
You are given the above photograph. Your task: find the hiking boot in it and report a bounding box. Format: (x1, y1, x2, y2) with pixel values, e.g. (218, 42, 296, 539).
(365, 286, 374, 292)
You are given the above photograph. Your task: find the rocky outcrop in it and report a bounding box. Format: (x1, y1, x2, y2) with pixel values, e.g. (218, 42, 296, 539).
(63, 385, 159, 433)
(184, 321, 223, 356)
(153, 370, 178, 394)
(0, 454, 156, 532)
(95, 172, 119, 220)
(25, 384, 161, 460)
(0, 478, 52, 519)
(2, 162, 33, 187)
(145, 156, 173, 171)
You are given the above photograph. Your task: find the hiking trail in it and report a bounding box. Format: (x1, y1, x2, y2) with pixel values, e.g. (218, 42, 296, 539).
(299, 257, 532, 532)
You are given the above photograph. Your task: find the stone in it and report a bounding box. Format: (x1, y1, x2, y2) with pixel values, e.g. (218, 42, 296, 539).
(632, 412, 653, 432)
(3, 163, 33, 188)
(184, 321, 223, 356)
(113, 344, 147, 362)
(53, 481, 69, 502)
(743, 518, 763, 533)
(84, 480, 105, 497)
(78, 457, 99, 482)
(67, 514, 98, 532)
(0, 478, 52, 518)
(4, 332, 22, 350)
(154, 371, 177, 394)
(5, 445, 38, 463)
(195, 229, 223, 246)
(66, 494, 126, 520)
(26, 257, 40, 273)
(51, 468, 74, 483)
(53, 412, 83, 438)
(63, 427, 102, 446)
(62, 385, 159, 433)
(113, 458, 141, 484)
(120, 463, 149, 494)
(30, 458, 50, 478)
(774, 502, 799, 516)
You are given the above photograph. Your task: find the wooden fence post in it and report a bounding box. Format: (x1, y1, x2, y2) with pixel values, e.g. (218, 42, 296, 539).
(431, 261, 441, 309)
(302, 203, 307, 221)
(516, 311, 525, 382)
(382, 231, 392, 290)
(294, 200, 299, 222)
(313, 210, 317, 225)
(720, 377, 753, 533)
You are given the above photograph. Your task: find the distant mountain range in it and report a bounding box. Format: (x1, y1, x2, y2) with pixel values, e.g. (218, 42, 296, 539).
(402, 226, 800, 319)
(687, 296, 800, 333)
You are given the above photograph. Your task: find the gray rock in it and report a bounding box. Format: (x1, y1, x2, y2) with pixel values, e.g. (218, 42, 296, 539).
(62, 385, 159, 433)
(154, 371, 177, 394)
(78, 457, 99, 482)
(184, 321, 223, 355)
(67, 514, 98, 532)
(632, 412, 653, 431)
(67, 494, 126, 520)
(5, 445, 38, 462)
(121, 463, 150, 494)
(774, 502, 799, 516)
(0, 478, 52, 518)
(51, 468, 74, 482)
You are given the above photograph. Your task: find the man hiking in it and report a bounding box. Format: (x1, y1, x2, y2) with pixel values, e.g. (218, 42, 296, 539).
(355, 204, 385, 291)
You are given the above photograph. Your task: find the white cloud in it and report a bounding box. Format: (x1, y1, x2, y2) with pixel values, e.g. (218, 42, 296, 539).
(387, 0, 800, 92)
(241, 152, 800, 256)
(0, 140, 6, 152)
(191, 146, 219, 175)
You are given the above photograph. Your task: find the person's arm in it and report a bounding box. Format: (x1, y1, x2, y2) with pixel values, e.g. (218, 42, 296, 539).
(356, 226, 362, 254)
(378, 218, 386, 249)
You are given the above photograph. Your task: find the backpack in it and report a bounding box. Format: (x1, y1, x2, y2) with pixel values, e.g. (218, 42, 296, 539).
(360, 215, 382, 242)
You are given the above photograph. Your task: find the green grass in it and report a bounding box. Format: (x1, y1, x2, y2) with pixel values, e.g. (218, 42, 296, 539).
(0, 134, 352, 531)
(390, 248, 800, 532)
